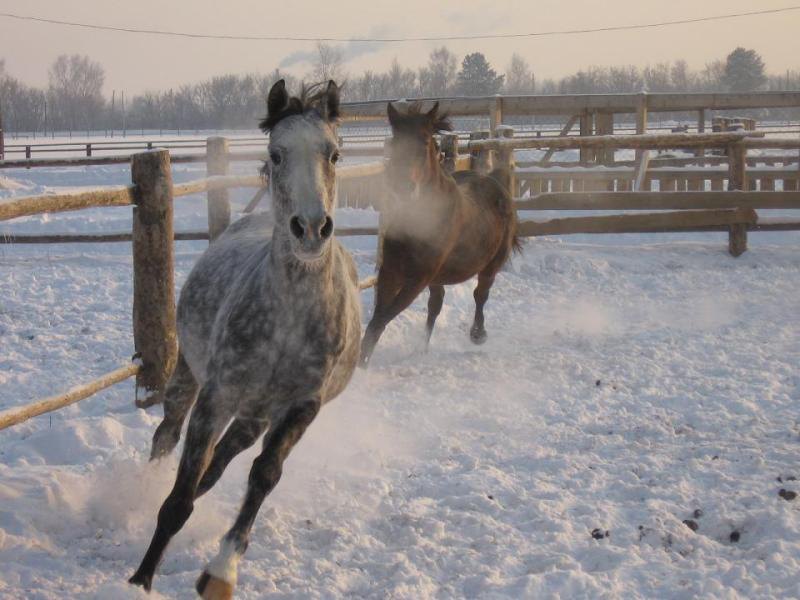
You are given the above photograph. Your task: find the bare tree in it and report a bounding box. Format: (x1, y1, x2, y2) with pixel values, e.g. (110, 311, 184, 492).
(311, 42, 345, 82)
(47, 54, 105, 130)
(504, 53, 535, 94)
(419, 47, 458, 96)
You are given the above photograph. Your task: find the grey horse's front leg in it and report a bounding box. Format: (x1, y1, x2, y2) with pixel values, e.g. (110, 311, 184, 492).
(129, 382, 232, 592)
(196, 398, 321, 598)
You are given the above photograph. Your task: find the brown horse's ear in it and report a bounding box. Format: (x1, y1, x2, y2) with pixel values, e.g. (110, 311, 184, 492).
(428, 101, 453, 133)
(387, 102, 401, 129)
(322, 80, 341, 123)
(261, 79, 289, 132)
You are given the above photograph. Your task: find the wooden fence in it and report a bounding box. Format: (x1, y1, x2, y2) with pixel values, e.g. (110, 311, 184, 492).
(2, 122, 800, 430)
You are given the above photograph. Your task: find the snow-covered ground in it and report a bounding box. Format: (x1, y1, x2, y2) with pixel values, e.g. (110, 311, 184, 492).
(1, 163, 799, 599)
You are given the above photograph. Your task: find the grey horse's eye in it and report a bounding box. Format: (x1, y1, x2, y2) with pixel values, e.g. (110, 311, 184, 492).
(269, 150, 282, 165)
(330, 150, 340, 164)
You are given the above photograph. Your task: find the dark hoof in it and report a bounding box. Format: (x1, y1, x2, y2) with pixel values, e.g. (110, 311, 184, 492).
(129, 570, 153, 592)
(197, 571, 234, 599)
(470, 327, 488, 345)
(150, 421, 180, 461)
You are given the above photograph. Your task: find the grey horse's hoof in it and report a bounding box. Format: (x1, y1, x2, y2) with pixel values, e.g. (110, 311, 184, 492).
(196, 571, 234, 599)
(469, 326, 488, 345)
(150, 421, 180, 461)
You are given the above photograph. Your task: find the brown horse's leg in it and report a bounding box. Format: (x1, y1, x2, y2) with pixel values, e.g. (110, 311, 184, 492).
(196, 398, 321, 598)
(470, 271, 496, 345)
(150, 352, 200, 460)
(360, 278, 430, 367)
(425, 285, 445, 349)
(130, 383, 231, 592)
(360, 267, 403, 367)
(195, 417, 270, 498)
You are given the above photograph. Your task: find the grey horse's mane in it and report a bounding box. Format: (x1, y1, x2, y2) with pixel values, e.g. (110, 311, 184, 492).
(259, 82, 341, 132)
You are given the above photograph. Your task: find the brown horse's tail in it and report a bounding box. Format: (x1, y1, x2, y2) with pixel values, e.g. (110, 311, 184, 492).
(489, 166, 524, 257)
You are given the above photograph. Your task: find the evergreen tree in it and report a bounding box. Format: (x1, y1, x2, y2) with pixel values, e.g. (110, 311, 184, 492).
(722, 47, 767, 92)
(455, 53, 504, 96)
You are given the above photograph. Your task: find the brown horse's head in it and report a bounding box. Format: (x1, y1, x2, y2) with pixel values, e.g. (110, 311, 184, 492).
(385, 101, 452, 196)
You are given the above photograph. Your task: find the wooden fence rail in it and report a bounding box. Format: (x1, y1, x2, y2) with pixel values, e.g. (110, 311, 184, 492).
(0, 363, 140, 431)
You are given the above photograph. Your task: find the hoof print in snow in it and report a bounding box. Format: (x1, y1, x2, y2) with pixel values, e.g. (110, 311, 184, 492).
(595, 379, 602, 387)
(693, 509, 704, 519)
(487, 494, 495, 500)
(683, 519, 699, 532)
(729, 531, 741, 543)
(591, 528, 610, 540)
(778, 489, 797, 501)
(777, 476, 797, 483)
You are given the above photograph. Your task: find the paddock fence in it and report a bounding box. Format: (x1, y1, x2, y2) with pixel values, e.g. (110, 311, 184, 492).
(3, 90, 800, 430)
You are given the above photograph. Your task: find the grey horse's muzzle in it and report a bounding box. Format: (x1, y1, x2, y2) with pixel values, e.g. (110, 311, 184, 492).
(289, 213, 334, 260)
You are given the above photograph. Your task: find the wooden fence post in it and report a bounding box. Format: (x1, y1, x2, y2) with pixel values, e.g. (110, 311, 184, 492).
(131, 149, 178, 407)
(495, 125, 516, 195)
(206, 136, 231, 241)
(440, 132, 458, 174)
(595, 112, 615, 166)
(727, 141, 749, 257)
(579, 112, 594, 163)
(635, 93, 648, 163)
(469, 130, 491, 173)
(490, 95, 503, 137)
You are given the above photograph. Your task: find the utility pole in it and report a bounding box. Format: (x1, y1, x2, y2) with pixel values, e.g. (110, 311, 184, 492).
(110, 90, 116, 138)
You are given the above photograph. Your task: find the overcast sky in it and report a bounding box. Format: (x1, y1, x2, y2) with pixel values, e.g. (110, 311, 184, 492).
(1, 0, 798, 94)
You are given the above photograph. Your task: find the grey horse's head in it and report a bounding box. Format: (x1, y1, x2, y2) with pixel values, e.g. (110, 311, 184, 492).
(261, 79, 341, 264)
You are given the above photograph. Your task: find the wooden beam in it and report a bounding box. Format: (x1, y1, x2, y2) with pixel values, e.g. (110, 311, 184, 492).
(206, 137, 231, 241)
(131, 150, 178, 407)
(517, 208, 757, 237)
(471, 131, 764, 153)
(0, 186, 134, 221)
(0, 364, 140, 431)
(540, 114, 580, 164)
(633, 150, 651, 192)
(515, 191, 800, 211)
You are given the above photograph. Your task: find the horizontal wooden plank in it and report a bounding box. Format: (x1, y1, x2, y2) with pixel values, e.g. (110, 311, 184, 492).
(0, 226, 380, 244)
(472, 131, 763, 152)
(0, 187, 136, 221)
(0, 363, 139, 431)
(518, 208, 757, 236)
(516, 191, 800, 211)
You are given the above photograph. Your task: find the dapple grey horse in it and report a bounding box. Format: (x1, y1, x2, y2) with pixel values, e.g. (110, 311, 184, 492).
(129, 80, 361, 599)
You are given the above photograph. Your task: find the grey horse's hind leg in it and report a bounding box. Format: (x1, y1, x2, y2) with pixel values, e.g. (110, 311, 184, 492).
(151, 352, 200, 460)
(425, 285, 445, 349)
(196, 398, 321, 597)
(130, 383, 232, 592)
(195, 417, 270, 498)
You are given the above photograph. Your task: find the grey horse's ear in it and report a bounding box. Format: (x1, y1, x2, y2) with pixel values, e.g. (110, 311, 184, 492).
(387, 102, 401, 128)
(268, 79, 289, 117)
(322, 80, 340, 122)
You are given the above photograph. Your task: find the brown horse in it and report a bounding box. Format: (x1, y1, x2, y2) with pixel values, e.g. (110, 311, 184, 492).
(359, 101, 520, 367)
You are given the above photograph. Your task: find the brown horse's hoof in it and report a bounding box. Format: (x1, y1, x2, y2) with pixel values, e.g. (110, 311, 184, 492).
(196, 571, 234, 599)
(470, 327, 488, 345)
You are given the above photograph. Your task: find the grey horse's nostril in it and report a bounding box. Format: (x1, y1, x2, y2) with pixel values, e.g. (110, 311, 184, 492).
(289, 216, 305, 240)
(320, 216, 334, 240)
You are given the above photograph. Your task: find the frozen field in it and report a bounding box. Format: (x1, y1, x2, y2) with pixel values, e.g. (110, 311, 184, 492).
(0, 164, 799, 598)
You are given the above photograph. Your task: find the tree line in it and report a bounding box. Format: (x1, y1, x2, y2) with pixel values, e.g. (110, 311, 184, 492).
(0, 46, 797, 133)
